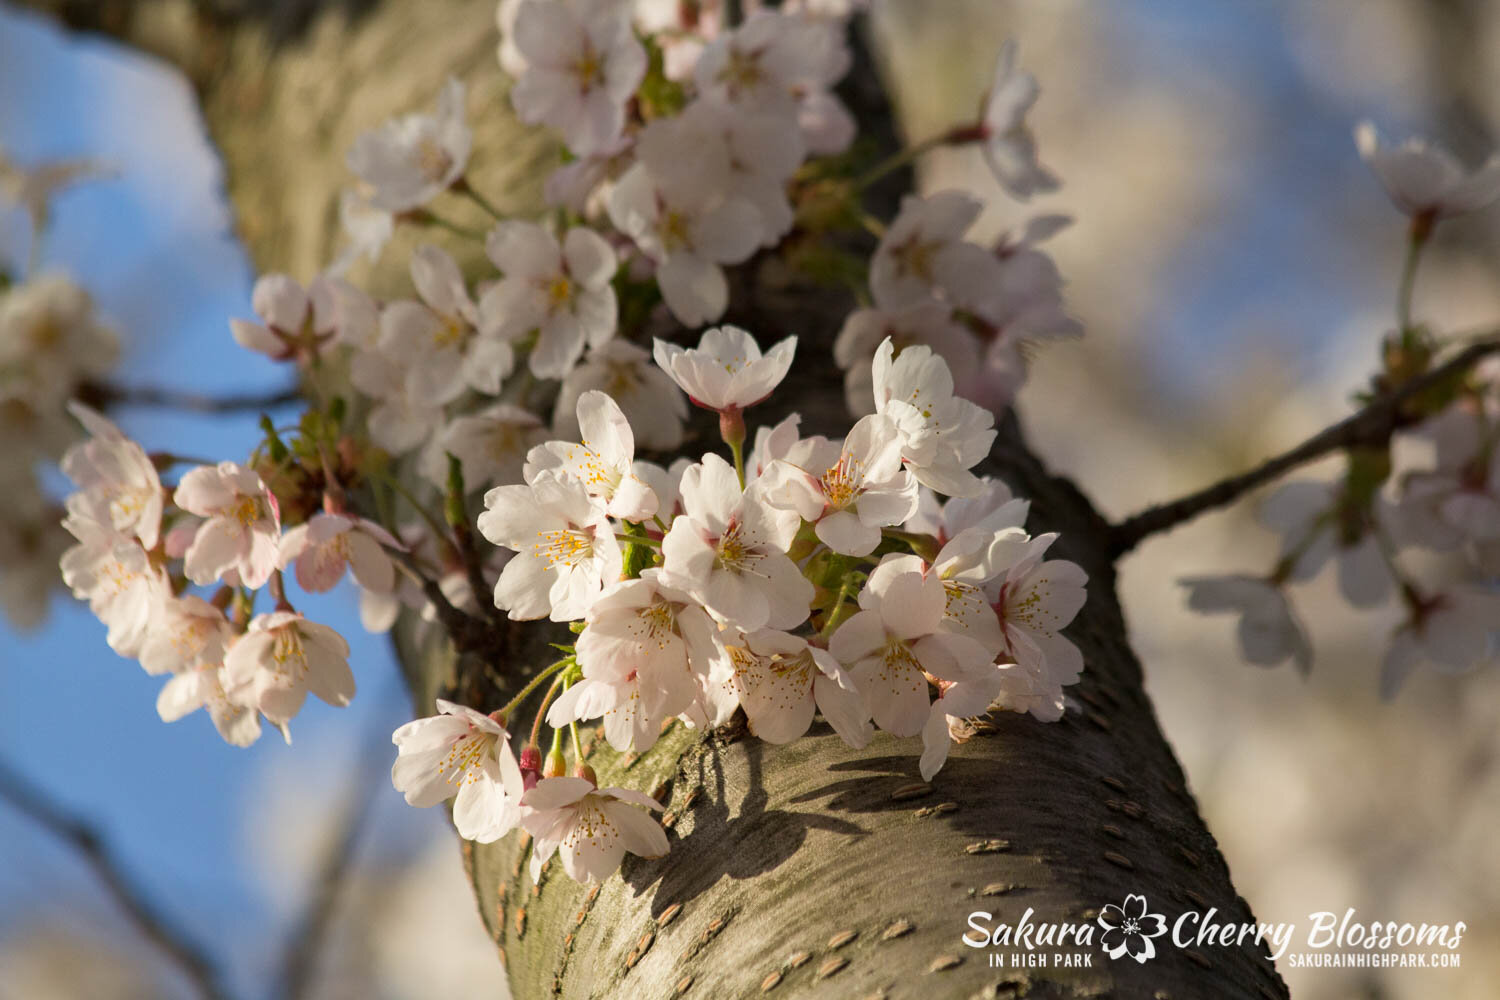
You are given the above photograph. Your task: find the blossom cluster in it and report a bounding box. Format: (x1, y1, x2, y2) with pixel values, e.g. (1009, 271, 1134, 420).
(46, 4, 1099, 886)
(1182, 122, 1500, 697)
(391, 326, 1088, 882)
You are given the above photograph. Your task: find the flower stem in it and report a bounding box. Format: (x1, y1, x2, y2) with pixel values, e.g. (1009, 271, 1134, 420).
(453, 176, 504, 221)
(500, 657, 573, 719)
(853, 126, 979, 191)
(1396, 213, 1433, 333)
(530, 675, 565, 749)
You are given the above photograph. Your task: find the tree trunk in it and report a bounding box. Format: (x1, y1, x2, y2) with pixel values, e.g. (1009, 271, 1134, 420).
(24, 2, 1290, 996)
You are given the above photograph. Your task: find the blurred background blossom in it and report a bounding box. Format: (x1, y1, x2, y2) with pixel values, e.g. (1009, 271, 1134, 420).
(1, 1, 1497, 997)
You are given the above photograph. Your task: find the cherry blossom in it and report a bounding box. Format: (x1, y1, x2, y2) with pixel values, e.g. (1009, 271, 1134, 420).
(391, 700, 526, 843)
(651, 326, 796, 413)
(509, 0, 647, 155)
(1355, 121, 1500, 220)
(0, 274, 119, 398)
(58, 518, 166, 658)
(478, 471, 622, 621)
(278, 513, 402, 595)
(607, 155, 761, 326)
(480, 222, 617, 379)
(138, 595, 233, 676)
(550, 571, 721, 751)
(984, 532, 1088, 690)
(918, 670, 1004, 780)
(1380, 588, 1500, 698)
(60, 403, 162, 550)
(156, 662, 263, 748)
(222, 611, 355, 727)
(724, 629, 871, 747)
(830, 565, 996, 737)
(1259, 480, 1391, 609)
(349, 349, 447, 455)
(762, 413, 918, 556)
(834, 301, 981, 417)
(553, 340, 687, 451)
(347, 76, 471, 212)
(871, 338, 996, 498)
(424, 402, 549, 490)
(520, 775, 669, 883)
(524, 391, 658, 522)
(172, 461, 283, 589)
(869, 192, 1002, 314)
(1180, 575, 1311, 674)
(379, 244, 513, 404)
(659, 453, 811, 630)
(977, 40, 1059, 201)
(230, 274, 337, 360)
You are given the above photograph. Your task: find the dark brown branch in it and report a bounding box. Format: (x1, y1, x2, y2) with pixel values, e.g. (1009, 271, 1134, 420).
(0, 757, 232, 1000)
(78, 379, 302, 414)
(1109, 335, 1500, 556)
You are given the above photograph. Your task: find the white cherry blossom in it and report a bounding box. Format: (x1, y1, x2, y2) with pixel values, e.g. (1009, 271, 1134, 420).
(424, 402, 549, 490)
(1355, 121, 1500, 219)
(0, 274, 119, 399)
(977, 41, 1059, 201)
(347, 77, 471, 212)
(480, 222, 617, 379)
(379, 244, 513, 405)
(834, 301, 981, 418)
(58, 519, 166, 658)
(510, 0, 647, 155)
(659, 453, 811, 630)
(829, 565, 996, 737)
(1180, 574, 1311, 673)
(157, 661, 263, 747)
(478, 471, 622, 621)
(138, 595, 233, 676)
(349, 349, 447, 455)
(171, 462, 283, 589)
(762, 413, 918, 556)
(607, 160, 761, 326)
(651, 326, 796, 412)
(1259, 480, 1391, 609)
(871, 338, 996, 498)
(60, 403, 162, 550)
(222, 611, 355, 726)
(724, 629, 871, 747)
(521, 776, 669, 883)
(869, 192, 1002, 314)
(918, 670, 1004, 780)
(983, 532, 1087, 690)
(1380, 588, 1500, 698)
(391, 699, 525, 843)
(524, 391, 658, 522)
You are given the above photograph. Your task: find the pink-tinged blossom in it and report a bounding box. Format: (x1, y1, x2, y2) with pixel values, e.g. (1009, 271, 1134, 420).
(762, 413, 918, 556)
(391, 699, 525, 843)
(525, 391, 658, 522)
(651, 326, 796, 413)
(977, 41, 1059, 201)
(521, 776, 669, 883)
(510, 0, 647, 155)
(659, 453, 811, 631)
(230, 274, 337, 360)
(60, 402, 162, 550)
(829, 565, 996, 738)
(1355, 121, 1500, 219)
(172, 462, 282, 589)
(478, 472, 622, 621)
(723, 629, 871, 747)
(347, 77, 471, 212)
(983, 532, 1088, 693)
(553, 340, 687, 451)
(278, 513, 402, 595)
(222, 611, 355, 727)
(479, 222, 618, 379)
(918, 670, 1004, 780)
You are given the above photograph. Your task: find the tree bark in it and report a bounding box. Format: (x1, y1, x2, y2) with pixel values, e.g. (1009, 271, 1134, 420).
(22, 2, 1290, 996)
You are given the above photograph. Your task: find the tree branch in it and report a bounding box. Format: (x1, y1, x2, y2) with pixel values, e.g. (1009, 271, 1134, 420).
(78, 379, 302, 414)
(0, 757, 232, 1000)
(1109, 335, 1500, 556)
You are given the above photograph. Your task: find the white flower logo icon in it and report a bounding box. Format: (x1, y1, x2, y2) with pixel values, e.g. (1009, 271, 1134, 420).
(1098, 894, 1169, 963)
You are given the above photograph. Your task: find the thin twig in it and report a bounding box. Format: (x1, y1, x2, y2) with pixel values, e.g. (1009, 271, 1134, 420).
(81, 380, 301, 414)
(275, 732, 386, 1000)
(1109, 336, 1500, 557)
(0, 757, 232, 1000)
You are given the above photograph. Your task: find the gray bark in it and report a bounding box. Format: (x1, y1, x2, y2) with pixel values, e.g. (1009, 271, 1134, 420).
(23, 2, 1290, 996)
